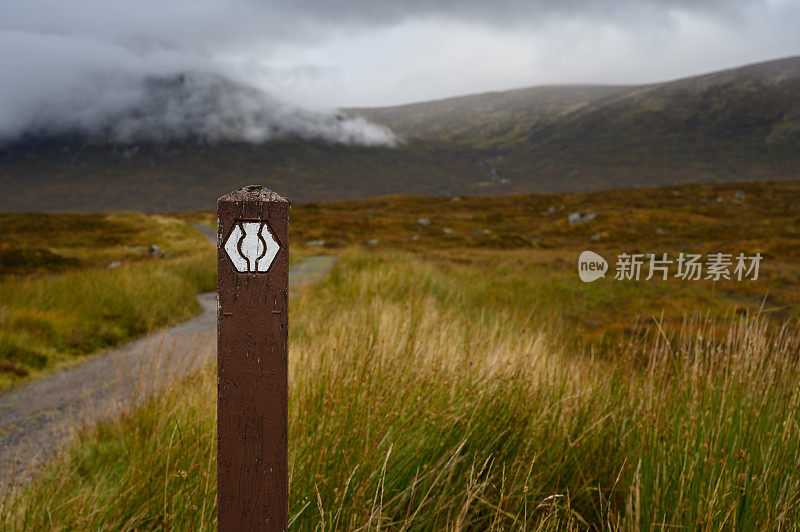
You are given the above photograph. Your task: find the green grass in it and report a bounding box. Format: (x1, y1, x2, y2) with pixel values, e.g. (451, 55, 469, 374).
(0, 213, 215, 388)
(291, 180, 800, 344)
(3, 180, 800, 528)
(4, 250, 799, 529)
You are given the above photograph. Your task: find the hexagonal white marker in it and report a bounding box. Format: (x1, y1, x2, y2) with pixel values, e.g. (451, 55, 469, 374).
(224, 221, 280, 273)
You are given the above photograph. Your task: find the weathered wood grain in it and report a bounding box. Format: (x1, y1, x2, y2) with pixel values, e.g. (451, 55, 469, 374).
(217, 185, 289, 531)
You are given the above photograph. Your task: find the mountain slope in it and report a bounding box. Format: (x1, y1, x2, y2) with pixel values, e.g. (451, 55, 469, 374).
(352, 55, 800, 193)
(2, 57, 800, 211)
(355, 56, 800, 154)
(347, 84, 637, 148)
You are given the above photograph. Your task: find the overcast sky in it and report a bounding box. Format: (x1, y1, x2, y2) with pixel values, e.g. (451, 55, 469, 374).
(228, 0, 800, 107)
(1, 0, 798, 142)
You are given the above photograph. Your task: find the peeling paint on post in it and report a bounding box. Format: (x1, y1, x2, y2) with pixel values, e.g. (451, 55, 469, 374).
(217, 185, 289, 531)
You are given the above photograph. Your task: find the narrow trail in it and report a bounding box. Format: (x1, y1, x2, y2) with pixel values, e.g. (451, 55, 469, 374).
(0, 224, 336, 487)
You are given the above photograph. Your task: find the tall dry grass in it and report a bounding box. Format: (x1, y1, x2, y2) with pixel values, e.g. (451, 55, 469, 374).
(0, 252, 215, 387)
(3, 250, 799, 529)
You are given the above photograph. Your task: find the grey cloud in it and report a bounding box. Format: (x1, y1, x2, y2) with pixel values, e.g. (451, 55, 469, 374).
(0, 4, 399, 146)
(1, 1, 767, 49)
(0, 0, 794, 144)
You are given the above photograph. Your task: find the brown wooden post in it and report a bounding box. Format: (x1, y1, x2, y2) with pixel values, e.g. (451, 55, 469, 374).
(217, 186, 289, 531)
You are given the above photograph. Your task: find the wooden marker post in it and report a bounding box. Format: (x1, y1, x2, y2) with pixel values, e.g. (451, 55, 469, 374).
(217, 186, 289, 531)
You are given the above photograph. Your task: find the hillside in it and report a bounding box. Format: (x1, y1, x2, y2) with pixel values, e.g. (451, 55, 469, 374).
(347, 84, 636, 146)
(354, 56, 800, 151)
(354, 55, 800, 191)
(2, 56, 800, 211)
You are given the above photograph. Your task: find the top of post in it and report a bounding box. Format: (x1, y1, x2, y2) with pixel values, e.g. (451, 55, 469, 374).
(218, 185, 289, 204)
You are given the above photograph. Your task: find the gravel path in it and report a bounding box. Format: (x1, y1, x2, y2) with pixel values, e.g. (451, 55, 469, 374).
(0, 224, 336, 487)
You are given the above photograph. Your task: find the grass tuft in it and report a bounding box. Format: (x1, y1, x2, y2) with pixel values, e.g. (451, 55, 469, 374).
(4, 250, 799, 529)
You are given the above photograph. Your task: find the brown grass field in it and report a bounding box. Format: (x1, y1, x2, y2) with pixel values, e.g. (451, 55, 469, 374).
(2, 179, 800, 529)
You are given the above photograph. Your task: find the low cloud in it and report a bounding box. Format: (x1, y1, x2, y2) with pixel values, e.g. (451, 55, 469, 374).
(0, 29, 396, 146)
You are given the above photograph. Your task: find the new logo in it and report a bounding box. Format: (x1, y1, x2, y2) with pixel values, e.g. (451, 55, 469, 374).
(578, 250, 608, 282)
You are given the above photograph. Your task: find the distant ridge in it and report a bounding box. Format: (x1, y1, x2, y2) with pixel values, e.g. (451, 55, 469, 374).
(2, 56, 799, 212)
